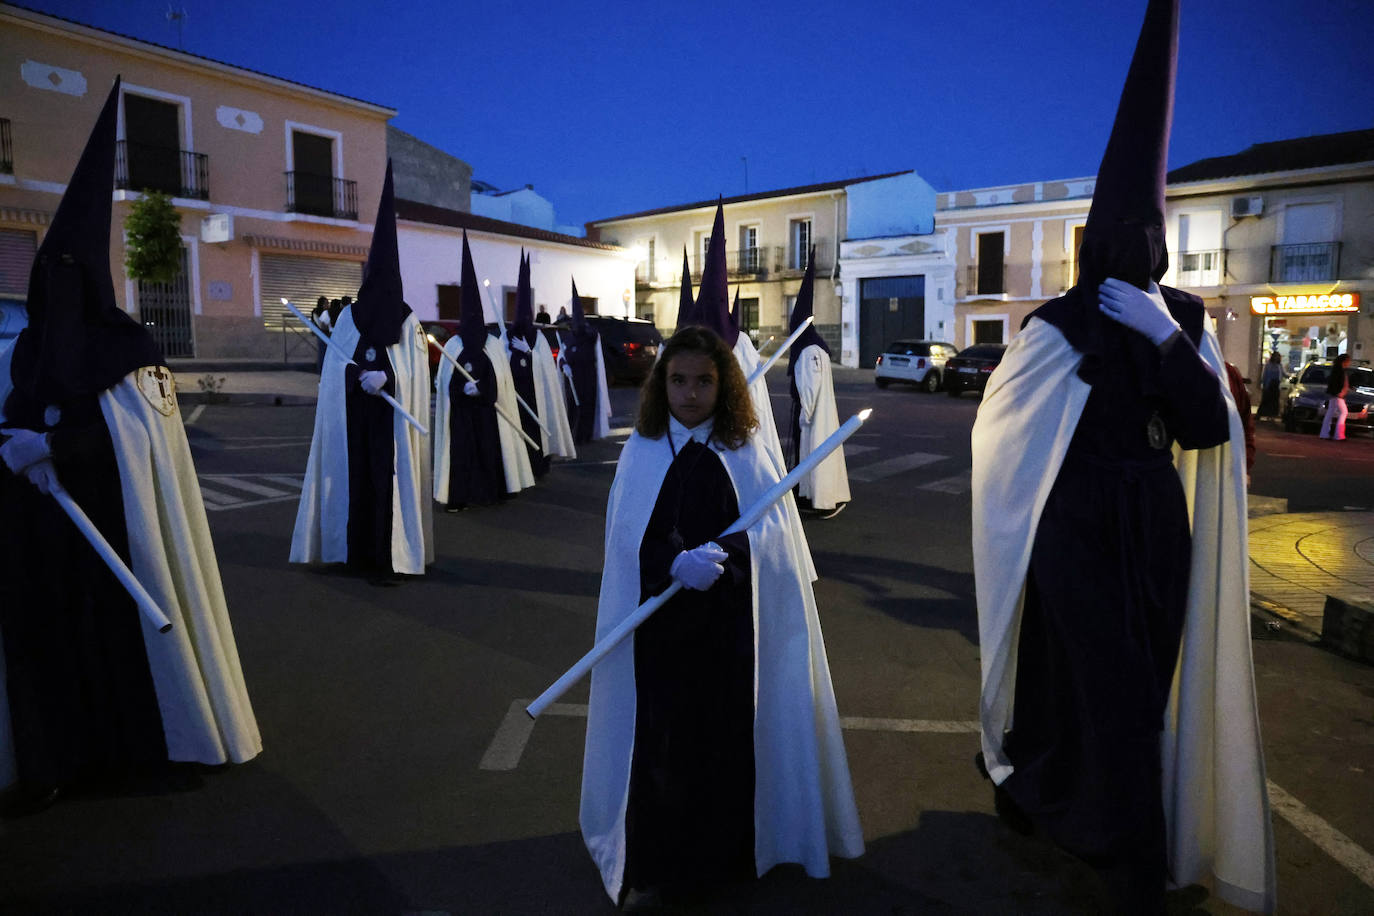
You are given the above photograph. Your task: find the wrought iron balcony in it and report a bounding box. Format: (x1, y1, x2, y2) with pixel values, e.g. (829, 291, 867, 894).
(1271, 242, 1341, 283)
(285, 171, 358, 220)
(778, 238, 833, 277)
(963, 263, 1006, 297)
(691, 246, 782, 280)
(0, 118, 12, 175)
(115, 140, 209, 200)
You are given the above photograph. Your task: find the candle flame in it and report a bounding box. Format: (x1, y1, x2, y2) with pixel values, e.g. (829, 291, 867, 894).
(858, 408, 873, 421)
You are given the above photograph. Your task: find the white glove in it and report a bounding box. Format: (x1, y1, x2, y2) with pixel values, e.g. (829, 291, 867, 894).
(1098, 278, 1179, 346)
(1, 428, 51, 473)
(359, 370, 388, 395)
(509, 337, 530, 353)
(463, 380, 479, 397)
(670, 542, 729, 591)
(24, 459, 58, 495)
(561, 363, 574, 380)
(316, 312, 332, 331)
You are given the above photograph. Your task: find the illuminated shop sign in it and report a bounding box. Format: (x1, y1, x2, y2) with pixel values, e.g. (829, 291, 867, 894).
(1250, 292, 1360, 315)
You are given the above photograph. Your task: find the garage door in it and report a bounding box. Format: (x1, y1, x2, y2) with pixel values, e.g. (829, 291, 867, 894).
(859, 275, 925, 368)
(259, 254, 362, 329)
(0, 228, 38, 296)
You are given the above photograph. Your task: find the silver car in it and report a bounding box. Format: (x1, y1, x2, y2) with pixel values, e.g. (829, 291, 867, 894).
(875, 340, 957, 393)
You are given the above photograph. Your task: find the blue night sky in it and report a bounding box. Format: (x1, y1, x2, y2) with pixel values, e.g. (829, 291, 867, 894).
(16, 0, 1374, 230)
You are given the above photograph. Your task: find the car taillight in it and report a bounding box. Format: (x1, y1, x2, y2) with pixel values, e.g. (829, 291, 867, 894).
(916, 358, 925, 369)
(624, 341, 641, 354)
(876, 355, 884, 365)
(979, 365, 993, 373)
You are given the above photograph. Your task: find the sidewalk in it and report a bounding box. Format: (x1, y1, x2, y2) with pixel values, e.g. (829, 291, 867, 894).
(174, 366, 1374, 646)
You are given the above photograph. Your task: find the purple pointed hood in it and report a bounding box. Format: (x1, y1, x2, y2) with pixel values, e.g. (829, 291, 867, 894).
(787, 247, 829, 375)
(10, 76, 163, 404)
(458, 231, 488, 353)
(1078, 0, 1178, 290)
(511, 249, 536, 345)
(687, 201, 737, 347)
(353, 160, 411, 346)
(676, 247, 695, 329)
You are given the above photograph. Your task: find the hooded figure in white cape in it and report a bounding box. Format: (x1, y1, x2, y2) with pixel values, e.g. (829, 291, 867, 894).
(580, 325, 862, 905)
(970, 3, 1274, 912)
(560, 278, 612, 443)
(433, 232, 534, 506)
(0, 79, 260, 812)
(291, 162, 433, 579)
(787, 248, 850, 515)
(504, 250, 559, 474)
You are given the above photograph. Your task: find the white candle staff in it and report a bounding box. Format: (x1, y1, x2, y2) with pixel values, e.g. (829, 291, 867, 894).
(746, 315, 814, 386)
(555, 332, 581, 407)
(433, 344, 542, 452)
(526, 407, 872, 718)
(52, 485, 173, 633)
(480, 279, 552, 439)
(281, 299, 428, 435)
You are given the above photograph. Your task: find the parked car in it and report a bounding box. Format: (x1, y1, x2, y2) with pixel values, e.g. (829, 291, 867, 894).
(944, 343, 1007, 397)
(585, 315, 662, 384)
(874, 340, 957, 392)
(1281, 360, 1374, 435)
(420, 319, 461, 377)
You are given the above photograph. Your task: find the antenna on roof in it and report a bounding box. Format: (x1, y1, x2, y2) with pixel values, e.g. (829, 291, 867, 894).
(166, 6, 188, 50)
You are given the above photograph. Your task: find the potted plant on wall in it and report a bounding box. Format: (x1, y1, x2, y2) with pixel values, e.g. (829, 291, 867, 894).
(124, 190, 183, 284)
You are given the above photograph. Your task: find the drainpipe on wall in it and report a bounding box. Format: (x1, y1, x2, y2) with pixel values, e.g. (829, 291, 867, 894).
(831, 192, 842, 283)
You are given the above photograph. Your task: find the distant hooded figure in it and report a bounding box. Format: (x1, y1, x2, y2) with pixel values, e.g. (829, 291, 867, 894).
(291, 161, 433, 582)
(507, 252, 550, 477)
(0, 78, 260, 815)
(432, 234, 533, 508)
(559, 279, 611, 443)
(969, 3, 1275, 912)
(787, 249, 849, 516)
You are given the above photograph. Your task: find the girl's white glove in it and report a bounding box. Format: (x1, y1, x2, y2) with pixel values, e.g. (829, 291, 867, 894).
(670, 542, 728, 591)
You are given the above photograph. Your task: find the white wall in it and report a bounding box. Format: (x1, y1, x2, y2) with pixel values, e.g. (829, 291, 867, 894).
(397, 222, 636, 322)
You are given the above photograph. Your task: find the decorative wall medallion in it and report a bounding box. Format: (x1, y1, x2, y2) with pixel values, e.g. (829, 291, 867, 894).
(216, 105, 264, 134)
(21, 61, 86, 96)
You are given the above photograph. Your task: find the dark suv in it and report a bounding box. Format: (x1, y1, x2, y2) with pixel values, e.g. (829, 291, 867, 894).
(585, 316, 662, 384)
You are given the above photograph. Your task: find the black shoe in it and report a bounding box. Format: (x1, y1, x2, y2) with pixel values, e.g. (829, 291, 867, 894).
(0, 783, 62, 818)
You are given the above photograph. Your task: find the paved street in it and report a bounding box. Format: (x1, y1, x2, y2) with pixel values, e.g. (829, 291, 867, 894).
(2, 369, 1371, 914)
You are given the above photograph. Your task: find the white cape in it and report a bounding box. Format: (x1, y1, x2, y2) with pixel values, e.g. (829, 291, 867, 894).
(580, 425, 864, 902)
(0, 359, 261, 786)
(970, 316, 1276, 913)
(290, 309, 433, 574)
(433, 335, 534, 502)
(556, 329, 612, 441)
(531, 334, 575, 459)
(793, 343, 850, 511)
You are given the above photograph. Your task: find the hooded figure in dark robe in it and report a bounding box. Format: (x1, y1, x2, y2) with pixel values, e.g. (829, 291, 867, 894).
(433, 233, 507, 509)
(508, 252, 550, 477)
(0, 79, 260, 814)
(291, 161, 433, 581)
(970, 3, 1275, 912)
(787, 249, 849, 515)
(560, 278, 610, 443)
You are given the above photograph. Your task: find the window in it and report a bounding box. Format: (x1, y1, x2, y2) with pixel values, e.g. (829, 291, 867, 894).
(737, 297, 760, 334)
(790, 219, 812, 269)
(972, 321, 1004, 345)
(739, 225, 759, 272)
(975, 231, 1005, 295)
(1175, 211, 1223, 286)
(1274, 202, 1339, 282)
(436, 284, 461, 319)
(696, 231, 712, 272)
(120, 93, 188, 197)
(644, 237, 656, 282)
(290, 131, 336, 217)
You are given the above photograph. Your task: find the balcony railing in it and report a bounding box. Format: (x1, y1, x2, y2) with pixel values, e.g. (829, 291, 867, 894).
(286, 171, 358, 220)
(778, 238, 834, 277)
(1175, 248, 1226, 287)
(115, 140, 209, 200)
(690, 246, 783, 280)
(963, 263, 1006, 297)
(1271, 242, 1341, 283)
(0, 118, 12, 175)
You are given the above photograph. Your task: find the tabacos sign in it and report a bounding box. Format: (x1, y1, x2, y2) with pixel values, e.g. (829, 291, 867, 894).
(1250, 292, 1360, 315)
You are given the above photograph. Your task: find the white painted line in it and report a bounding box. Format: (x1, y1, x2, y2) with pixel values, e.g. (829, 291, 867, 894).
(843, 445, 878, 457)
(202, 493, 300, 512)
(197, 487, 241, 507)
(183, 404, 205, 426)
(848, 452, 945, 483)
(481, 703, 977, 772)
(609, 426, 635, 436)
(560, 459, 620, 467)
(1268, 779, 1374, 890)
(918, 470, 972, 494)
(199, 476, 291, 498)
(261, 474, 305, 490)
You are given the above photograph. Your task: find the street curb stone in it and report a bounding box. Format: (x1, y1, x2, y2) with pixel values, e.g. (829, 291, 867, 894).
(1321, 595, 1374, 665)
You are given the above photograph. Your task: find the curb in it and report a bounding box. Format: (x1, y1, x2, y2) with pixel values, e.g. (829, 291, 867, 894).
(1251, 597, 1322, 644)
(177, 392, 316, 407)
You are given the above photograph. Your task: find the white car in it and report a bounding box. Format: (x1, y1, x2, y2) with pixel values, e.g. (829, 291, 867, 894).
(874, 340, 957, 393)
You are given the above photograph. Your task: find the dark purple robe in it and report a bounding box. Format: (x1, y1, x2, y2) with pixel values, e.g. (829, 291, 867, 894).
(444, 347, 504, 508)
(509, 348, 549, 478)
(563, 326, 600, 444)
(344, 337, 397, 573)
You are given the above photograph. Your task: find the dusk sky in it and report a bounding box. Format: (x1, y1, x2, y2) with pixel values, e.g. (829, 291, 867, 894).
(17, 0, 1374, 230)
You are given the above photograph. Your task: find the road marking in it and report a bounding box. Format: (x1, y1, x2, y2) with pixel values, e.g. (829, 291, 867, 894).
(184, 404, 205, 426)
(848, 451, 945, 483)
(197, 474, 304, 511)
(609, 426, 635, 436)
(480, 701, 977, 772)
(918, 470, 972, 494)
(1268, 779, 1374, 890)
(843, 445, 878, 457)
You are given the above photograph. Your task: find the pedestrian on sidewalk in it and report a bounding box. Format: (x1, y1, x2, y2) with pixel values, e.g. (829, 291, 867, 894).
(969, 3, 1274, 913)
(1319, 353, 1367, 441)
(1256, 350, 1283, 419)
(311, 295, 331, 374)
(580, 326, 862, 908)
(0, 78, 260, 817)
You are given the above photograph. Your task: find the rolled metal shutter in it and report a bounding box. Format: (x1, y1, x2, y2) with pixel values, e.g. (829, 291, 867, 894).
(0, 228, 38, 296)
(259, 254, 362, 329)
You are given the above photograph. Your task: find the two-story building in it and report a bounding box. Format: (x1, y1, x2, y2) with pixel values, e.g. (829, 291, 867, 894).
(0, 3, 392, 360)
(941, 129, 1374, 382)
(586, 171, 937, 361)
